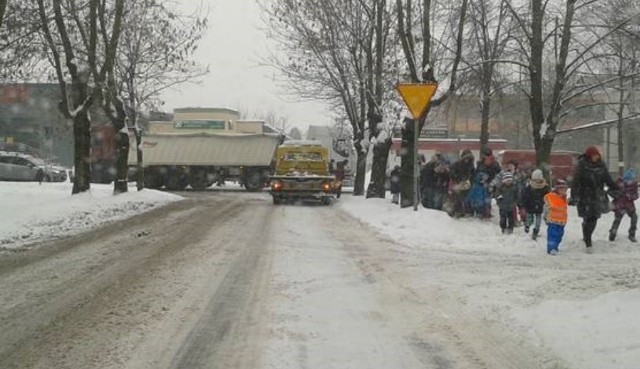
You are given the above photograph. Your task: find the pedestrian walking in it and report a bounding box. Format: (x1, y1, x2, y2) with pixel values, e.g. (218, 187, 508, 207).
(476, 148, 501, 217)
(390, 165, 401, 205)
(570, 146, 618, 253)
(544, 179, 569, 255)
(448, 149, 475, 217)
(522, 169, 550, 240)
(496, 171, 518, 234)
(609, 168, 639, 242)
(421, 154, 449, 210)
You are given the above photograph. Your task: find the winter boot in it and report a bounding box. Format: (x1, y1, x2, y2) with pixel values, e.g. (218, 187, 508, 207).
(524, 226, 530, 233)
(609, 230, 617, 242)
(548, 249, 558, 256)
(532, 229, 539, 241)
(630, 234, 637, 243)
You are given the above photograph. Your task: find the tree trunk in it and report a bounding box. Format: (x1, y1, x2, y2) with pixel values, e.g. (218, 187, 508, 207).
(353, 146, 367, 196)
(135, 128, 144, 191)
(72, 111, 91, 194)
(366, 139, 392, 198)
(536, 136, 553, 181)
(479, 86, 491, 154)
(400, 119, 417, 208)
(0, 0, 7, 30)
(114, 127, 129, 194)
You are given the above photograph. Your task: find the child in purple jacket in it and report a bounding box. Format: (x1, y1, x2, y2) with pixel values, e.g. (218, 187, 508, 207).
(609, 168, 639, 242)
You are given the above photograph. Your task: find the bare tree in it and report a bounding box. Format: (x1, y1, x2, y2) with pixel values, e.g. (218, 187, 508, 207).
(289, 127, 303, 140)
(463, 0, 512, 154)
(504, 0, 638, 170)
(263, 0, 383, 196)
(0, 0, 7, 29)
(116, 0, 208, 191)
(587, 0, 640, 175)
(395, 0, 469, 207)
(36, 0, 125, 194)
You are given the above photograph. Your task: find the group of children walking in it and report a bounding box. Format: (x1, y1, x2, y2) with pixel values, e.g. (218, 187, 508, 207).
(495, 165, 638, 255)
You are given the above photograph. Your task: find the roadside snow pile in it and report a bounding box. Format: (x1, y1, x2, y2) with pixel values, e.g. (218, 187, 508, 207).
(340, 196, 527, 254)
(0, 182, 182, 249)
(340, 195, 640, 369)
(519, 290, 640, 369)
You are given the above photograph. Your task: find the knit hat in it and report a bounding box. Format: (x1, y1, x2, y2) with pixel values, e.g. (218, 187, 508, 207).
(501, 171, 514, 183)
(531, 169, 544, 181)
(624, 168, 636, 182)
(554, 179, 568, 189)
(461, 149, 473, 160)
(585, 146, 601, 159)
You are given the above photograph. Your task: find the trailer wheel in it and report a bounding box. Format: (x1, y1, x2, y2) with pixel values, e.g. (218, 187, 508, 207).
(189, 169, 209, 191)
(244, 169, 263, 192)
(165, 170, 187, 191)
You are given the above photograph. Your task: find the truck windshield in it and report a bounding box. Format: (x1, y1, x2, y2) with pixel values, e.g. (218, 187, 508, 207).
(283, 152, 323, 161)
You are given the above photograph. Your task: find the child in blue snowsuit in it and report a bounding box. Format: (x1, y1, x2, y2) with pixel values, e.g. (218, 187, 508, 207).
(467, 172, 490, 218)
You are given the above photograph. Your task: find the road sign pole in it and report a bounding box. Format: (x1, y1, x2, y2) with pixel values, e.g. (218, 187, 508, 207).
(395, 83, 438, 210)
(413, 118, 419, 211)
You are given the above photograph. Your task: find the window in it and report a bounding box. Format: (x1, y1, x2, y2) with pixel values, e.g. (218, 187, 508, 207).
(283, 152, 323, 161)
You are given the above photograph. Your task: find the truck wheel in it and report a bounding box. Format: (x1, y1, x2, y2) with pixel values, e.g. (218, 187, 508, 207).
(165, 174, 187, 191)
(244, 169, 263, 192)
(189, 170, 208, 191)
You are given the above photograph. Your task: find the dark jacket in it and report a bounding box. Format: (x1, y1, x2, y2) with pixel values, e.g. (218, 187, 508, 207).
(389, 167, 401, 194)
(476, 157, 501, 186)
(612, 178, 639, 214)
(571, 155, 617, 218)
(496, 182, 518, 211)
(420, 159, 449, 194)
(522, 181, 550, 214)
(450, 156, 475, 184)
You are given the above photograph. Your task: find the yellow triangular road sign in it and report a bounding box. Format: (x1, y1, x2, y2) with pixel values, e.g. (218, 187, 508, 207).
(396, 83, 438, 119)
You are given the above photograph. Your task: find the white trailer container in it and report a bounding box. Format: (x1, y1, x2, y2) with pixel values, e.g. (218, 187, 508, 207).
(128, 132, 281, 191)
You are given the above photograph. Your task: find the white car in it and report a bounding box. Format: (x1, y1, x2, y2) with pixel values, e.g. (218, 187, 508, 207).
(0, 152, 68, 182)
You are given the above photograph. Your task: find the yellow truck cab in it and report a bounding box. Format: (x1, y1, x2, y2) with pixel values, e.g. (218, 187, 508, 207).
(269, 141, 336, 205)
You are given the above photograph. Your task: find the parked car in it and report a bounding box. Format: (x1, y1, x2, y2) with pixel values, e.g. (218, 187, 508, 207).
(0, 152, 68, 182)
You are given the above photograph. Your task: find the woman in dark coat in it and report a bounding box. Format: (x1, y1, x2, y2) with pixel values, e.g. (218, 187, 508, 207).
(570, 146, 617, 252)
(448, 149, 475, 217)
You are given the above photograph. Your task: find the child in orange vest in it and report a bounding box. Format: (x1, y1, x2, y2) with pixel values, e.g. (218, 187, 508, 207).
(544, 179, 569, 255)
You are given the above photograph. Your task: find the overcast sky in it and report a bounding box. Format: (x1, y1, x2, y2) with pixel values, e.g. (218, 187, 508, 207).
(160, 0, 330, 132)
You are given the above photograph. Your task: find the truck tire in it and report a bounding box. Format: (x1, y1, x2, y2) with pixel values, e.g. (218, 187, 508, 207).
(165, 168, 187, 191)
(189, 169, 209, 191)
(244, 169, 263, 192)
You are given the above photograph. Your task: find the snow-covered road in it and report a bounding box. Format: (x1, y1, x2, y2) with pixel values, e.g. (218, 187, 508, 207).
(1, 191, 638, 368)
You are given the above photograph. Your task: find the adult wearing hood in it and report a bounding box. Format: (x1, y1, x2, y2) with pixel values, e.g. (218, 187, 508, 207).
(476, 147, 501, 217)
(448, 149, 475, 217)
(421, 153, 449, 209)
(570, 146, 618, 252)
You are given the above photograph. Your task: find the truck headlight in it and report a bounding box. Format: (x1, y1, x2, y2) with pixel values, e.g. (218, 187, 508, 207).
(271, 181, 283, 191)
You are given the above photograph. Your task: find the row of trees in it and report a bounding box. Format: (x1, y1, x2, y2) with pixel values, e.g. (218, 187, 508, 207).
(264, 0, 640, 206)
(0, 0, 207, 194)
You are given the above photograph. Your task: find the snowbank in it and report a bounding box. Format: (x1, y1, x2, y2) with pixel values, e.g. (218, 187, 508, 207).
(0, 182, 182, 249)
(519, 290, 640, 369)
(340, 195, 640, 368)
